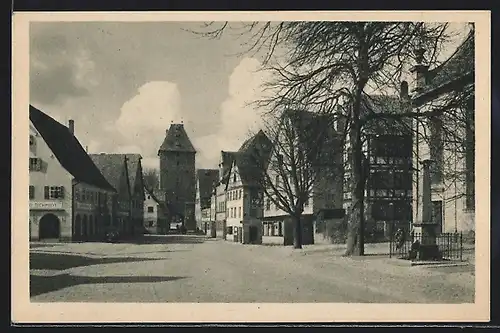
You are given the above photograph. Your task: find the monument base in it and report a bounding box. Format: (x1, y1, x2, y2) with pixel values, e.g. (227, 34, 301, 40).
(416, 244, 442, 261)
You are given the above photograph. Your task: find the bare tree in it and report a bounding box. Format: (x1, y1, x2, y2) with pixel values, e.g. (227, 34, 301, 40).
(193, 21, 465, 255)
(143, 168, 160, 191)
(250, 110, 342, 248)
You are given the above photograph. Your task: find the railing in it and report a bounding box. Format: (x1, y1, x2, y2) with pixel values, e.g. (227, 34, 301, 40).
(389, 231, 463, 261)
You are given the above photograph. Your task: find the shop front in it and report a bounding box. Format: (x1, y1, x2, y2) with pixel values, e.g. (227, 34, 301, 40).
(29, 201, 71, 241)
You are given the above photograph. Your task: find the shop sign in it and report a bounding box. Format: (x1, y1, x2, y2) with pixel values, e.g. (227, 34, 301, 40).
(29, 201, 64, 210)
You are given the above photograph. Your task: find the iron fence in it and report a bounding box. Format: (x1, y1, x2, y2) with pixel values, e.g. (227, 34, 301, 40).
(389, 231, 463, 261)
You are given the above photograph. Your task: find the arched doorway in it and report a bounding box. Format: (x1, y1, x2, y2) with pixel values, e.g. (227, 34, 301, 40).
(74, 215, 82, 241)
(39, 213, 60, 240)
(89, 215, 94, 238)
(82, 215, 88, 240)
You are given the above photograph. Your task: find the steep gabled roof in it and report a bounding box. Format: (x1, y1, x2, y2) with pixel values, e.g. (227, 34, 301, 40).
(196, 169, 219, 208)
(425, 29, 474, 93)
(144, 187, 170, 215)
(89, 153, 143, 196)
(233, 130, 273, 186)
(359, 95, 411, 135)
(29, 105, 115, 192)
(125, 154, 144, 197)
(219, 150, 237, 184)
(158, 124, 196, 153)
(280, 109, 341, 165)
(413, 29, 474, 106)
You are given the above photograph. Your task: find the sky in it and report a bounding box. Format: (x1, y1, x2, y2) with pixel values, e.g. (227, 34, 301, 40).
(29, 21, 470, 171)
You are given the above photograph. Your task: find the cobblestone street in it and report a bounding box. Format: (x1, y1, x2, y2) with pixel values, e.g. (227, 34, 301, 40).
(30, 235, 475, 303)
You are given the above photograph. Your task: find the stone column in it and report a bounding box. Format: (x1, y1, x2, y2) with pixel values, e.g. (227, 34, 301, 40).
(412, 159, 441, 260)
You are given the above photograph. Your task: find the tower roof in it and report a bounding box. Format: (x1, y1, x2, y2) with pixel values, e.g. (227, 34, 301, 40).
(158, 123, 196, 154)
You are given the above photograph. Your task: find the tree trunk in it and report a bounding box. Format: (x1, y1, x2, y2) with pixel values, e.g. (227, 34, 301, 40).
(344, 94, 366, 256)
(293, 215, 303, 249)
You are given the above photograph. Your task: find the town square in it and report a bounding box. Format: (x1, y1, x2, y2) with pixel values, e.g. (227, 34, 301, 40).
(24, 18, 478, 305)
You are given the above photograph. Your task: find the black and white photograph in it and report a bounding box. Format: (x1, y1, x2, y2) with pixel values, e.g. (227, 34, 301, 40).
(12, 11, 490, 323)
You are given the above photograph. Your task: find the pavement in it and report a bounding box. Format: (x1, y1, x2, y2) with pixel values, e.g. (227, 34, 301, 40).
(30, 235, 475, 303)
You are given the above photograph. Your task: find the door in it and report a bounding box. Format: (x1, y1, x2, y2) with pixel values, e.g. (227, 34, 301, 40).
(39, 213, 60, 240)
(82, 215, 88, 240)
(74, 215, 82, 241)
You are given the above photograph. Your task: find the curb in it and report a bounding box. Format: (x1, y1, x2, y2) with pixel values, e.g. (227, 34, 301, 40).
(385, 258, 471, 268)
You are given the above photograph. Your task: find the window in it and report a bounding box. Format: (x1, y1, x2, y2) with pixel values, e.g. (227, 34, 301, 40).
(147, 206, 154, 213)
(239, 189, 242, 199)
(29, 158, 42, 172)
(149, 221, 154, 227)
(238, 207, 241, 218)
(81, 189, 86, 202)
(29, 186, 35, 199)
(233, 173, 237, 183)
(75, 188, 80, 201)
(304, 197, 309, 207)
(266, 199, 271, 211)
(227, 226, 233, 235)
(44, 186, 65, 199)
(29, 135, 35, 147)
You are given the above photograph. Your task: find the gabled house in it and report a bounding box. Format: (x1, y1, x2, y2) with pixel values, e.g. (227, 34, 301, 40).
(195, 169, 219, 234)
(223, 130, 273, 244)
(143, 186, 169, 234)
(262, 110, 344, 245)
(409, 26, 475, 233)
(212, 150, 236, 238)
(343, 95, 414, 240)
(89, 153, 146, 237)
(29, 105, 116, 241)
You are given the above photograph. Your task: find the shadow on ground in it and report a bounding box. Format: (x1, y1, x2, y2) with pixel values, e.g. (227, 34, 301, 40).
(30, 252, 166, 271)
(30, 243, 61, 249)
(30, 274, 187, 298)
(118, 234, 208, 245)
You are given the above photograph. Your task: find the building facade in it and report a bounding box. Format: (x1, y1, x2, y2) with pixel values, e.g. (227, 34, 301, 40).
(158, 123, 197, 231)
(195, 169, 219, 234)
(340, 94, 414, 241)
(143, 187, 168, 234)
(222, 131, 272, 244)
(409, 27, 475, 233)
(29, 105, 116, 241)
(262, 110, 344, 245)
(213, 151, 234, 238)
(89, 153, 146, 237)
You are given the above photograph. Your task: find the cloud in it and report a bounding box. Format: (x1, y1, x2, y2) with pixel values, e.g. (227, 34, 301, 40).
(111, 81, 183, 169)
(30, 32, 99, 105)
(141, 157, 160, 171)
(192, 57, 271, 169)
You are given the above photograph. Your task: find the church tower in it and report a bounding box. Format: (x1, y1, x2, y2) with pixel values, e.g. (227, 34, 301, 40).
(158, 123, 197, 231)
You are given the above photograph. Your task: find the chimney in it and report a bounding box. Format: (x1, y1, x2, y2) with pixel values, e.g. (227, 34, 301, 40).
(68, 119, 75, 135)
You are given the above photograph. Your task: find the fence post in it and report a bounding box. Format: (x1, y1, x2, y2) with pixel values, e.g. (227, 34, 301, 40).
(460, 232, 463, 261)
(389, 232, 392, 258)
